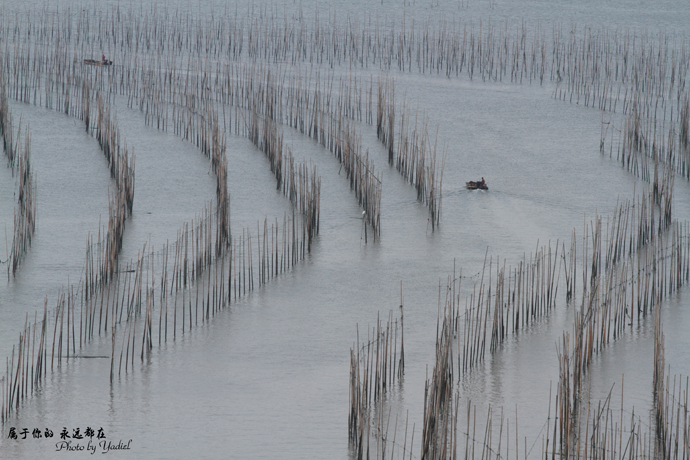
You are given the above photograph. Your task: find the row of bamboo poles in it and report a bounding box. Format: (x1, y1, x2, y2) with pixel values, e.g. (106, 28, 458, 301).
(602, 91, 690, 184)
(0, 58, 36, 278)
(3, 6, 688, 120)
(1, 197, 319, 422)
(0, 109, 320, 416)
(1, 45, 137, 283)
(423, 241, 561, 375)
(492, 178, 680, 371)
(348, 206, 690, 459)
(379, 74, 445, 229)
(0, 6, 560, 83)
(547, 304, 688, 460)
(554, 170, 678, 364)
(464, 165, 678, 374)
(0, 55, 19, 170)
(103, 212, 316, 380)
(8, 129, 35, 279)
(81, 89, 136, 284)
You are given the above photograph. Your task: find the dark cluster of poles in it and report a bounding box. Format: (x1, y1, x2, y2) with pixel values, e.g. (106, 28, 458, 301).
(376, 75, 395, 162)
(419, 291, 459, 460)
(651, 305, 688, 460)
(0, 57, 19, 169)
(349, 292, 405, 460)
(8, 130, 34, 279)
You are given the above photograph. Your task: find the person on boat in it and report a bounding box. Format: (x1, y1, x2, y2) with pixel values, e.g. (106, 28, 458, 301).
(102, 54, 106, 63)
(481, 177, 485, 185)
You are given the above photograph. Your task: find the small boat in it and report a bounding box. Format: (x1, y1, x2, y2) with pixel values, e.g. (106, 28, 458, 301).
(466, 180, 488, 190)
(83, 59, 113, 66)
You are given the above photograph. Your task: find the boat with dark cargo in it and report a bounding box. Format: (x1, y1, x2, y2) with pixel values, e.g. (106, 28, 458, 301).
(466, 178, 488, 190)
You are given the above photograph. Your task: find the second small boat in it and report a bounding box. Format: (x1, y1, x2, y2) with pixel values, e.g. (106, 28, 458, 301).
(83, 57, 113, 66)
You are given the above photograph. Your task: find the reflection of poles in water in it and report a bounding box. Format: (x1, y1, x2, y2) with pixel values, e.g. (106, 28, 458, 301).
(361, 211, 367, 244)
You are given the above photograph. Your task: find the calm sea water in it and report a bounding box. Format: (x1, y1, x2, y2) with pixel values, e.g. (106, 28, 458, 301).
(1, 0, 690, 458)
